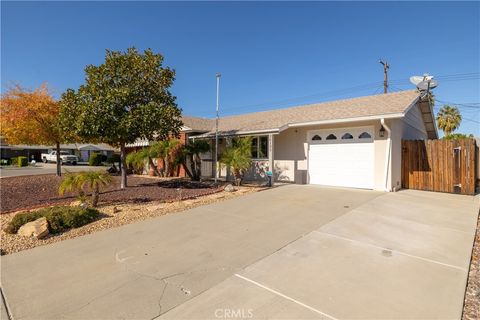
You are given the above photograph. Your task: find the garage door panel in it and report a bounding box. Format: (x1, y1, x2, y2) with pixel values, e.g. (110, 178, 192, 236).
(308, 143, 374, 189)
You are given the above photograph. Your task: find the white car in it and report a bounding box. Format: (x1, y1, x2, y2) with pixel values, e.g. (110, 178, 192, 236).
(41, 151, 79, 165)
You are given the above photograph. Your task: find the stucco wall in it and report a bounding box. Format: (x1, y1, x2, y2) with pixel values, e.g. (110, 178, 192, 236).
(273, 120, 391, 190)
(389, 104, 429, 191)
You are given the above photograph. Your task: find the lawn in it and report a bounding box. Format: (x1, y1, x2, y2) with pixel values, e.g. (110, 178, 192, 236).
(0, 174, 221, 213)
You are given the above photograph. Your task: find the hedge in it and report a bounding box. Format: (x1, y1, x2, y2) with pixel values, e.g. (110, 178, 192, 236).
(88, 153, 107, 166)
(18, 156, 28, 167)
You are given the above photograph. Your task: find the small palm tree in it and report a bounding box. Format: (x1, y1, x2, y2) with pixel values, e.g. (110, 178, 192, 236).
(220, 137, 252, 186)
(58, 171, 112, 207)
(436, 105, 462, 137)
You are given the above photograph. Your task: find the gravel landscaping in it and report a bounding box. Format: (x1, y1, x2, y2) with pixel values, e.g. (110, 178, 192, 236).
(463, 210, 480, 320)
(0, 185, 264, 255)
(0, 174, 221, 213)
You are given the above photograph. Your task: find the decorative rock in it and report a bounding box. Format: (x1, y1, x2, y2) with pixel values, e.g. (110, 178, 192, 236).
(224, 184, 235, 192)
(17, 217, 49, 239)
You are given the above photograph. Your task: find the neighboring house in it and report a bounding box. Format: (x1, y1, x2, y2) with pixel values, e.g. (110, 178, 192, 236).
(0, 138, 117, 162)
(189, 90, 437, 192)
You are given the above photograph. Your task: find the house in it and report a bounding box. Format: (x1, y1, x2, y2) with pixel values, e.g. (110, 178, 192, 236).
(0, 138, 117, 162)
(187, 90, 437, 192)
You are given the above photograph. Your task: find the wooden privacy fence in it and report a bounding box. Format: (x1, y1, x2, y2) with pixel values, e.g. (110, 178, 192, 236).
(402, 139, 477, 195)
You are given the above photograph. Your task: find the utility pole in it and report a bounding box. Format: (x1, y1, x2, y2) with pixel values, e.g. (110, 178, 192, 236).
(214, 73, 221, 184)
(379, 60, 389, 94)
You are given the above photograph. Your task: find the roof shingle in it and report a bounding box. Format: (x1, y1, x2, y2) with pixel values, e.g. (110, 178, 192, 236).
(190, 90, 420, 135)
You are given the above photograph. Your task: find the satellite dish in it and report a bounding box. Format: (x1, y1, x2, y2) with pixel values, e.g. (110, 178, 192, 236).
(409, 74, 433, 85)
(416, 79, 438, 91)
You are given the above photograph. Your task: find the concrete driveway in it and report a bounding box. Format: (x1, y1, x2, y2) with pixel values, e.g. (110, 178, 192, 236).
(1, 186, 478, 320)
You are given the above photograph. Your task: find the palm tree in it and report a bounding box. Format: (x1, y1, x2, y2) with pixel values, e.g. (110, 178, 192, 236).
(179, 140, 210, 181)
(152, 139, 181, 177)
(74, 171, 113, 207)
(126, 150, 146, 174)
(436, 105, 462, 137)
(59, 171, 113, 207)
(220, 137, 252, 186)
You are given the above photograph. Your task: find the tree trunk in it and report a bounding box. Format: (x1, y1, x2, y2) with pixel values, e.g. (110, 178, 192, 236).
(164, 156, 170, 177)
(120, 141, 127, 189)
(91, 184, 99, 207)
(189, 155, 198, 181)
(182, 163, 193, 179)
(148, 157, 161, 176)
(55, 142, 62, 176)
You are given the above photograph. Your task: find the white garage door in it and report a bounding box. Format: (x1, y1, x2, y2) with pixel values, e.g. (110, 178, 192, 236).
(308, 127, 374, 189)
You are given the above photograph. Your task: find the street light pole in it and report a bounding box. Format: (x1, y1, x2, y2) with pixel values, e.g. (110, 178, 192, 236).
(214, 73, 221, 184)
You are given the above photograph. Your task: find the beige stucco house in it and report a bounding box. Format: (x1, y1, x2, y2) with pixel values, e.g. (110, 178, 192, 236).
(185, 90, 437, 191)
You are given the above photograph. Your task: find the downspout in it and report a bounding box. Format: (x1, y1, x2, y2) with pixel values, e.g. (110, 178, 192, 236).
(381, 118, 392, 192)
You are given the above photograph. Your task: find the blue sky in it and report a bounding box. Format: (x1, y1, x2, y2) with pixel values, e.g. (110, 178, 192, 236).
(2, 1, 479, 136)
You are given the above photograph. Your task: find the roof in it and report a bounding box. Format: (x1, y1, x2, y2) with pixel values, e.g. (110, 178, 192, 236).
(181, 116, 215, 132)
(194, 90, 422, 137)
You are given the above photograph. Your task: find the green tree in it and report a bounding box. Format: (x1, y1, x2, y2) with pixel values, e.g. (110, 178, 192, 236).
(220, 137, 252, 186)
(60, 47, 182, 189)
(179, 140, 210, 181)
(58, 171, 113, 207)
(436, 105, 462, 137)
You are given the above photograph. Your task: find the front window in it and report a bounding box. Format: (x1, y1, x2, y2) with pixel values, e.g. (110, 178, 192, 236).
(251, 136, 268, 159)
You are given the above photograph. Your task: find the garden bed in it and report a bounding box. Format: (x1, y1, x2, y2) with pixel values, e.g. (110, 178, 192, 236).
(0, 186, 263, 255)
(0, 174, 221, 213)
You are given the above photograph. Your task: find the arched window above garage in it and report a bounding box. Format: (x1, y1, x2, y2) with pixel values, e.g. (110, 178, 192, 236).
(326, 134, 337, 140)
(341, 133, 353, 140)
(359, 132, 372, 139)
(312, 135, 322, 141)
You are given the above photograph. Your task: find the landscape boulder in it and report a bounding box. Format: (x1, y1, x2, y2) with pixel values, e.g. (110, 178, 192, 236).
(224, 184, 235, 192)
(17, 217, 49, 239)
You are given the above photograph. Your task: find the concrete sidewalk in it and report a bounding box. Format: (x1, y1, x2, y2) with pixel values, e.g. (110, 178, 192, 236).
(161, 190, 479, 320)
(1, 185, 380, 320)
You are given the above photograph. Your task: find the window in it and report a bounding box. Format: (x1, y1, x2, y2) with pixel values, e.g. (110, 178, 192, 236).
(359, 132, 372, 139)
(326, 134, 337, 140)
(341, 133, 353, 140)
(312, 135, 322, 141)
(251, 136, 268, 159)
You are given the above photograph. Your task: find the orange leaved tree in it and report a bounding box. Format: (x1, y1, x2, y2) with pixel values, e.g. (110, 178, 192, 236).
(0, 84, 64, 176)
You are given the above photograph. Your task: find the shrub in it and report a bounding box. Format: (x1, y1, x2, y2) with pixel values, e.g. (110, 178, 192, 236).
(4, 206, 100, 234)
(89, 153, 107, 166)
(0, 159, 10, 165)
(18, 156, 28, 167)
(10, 157, 17, 166)
(4, 211, 43, 234)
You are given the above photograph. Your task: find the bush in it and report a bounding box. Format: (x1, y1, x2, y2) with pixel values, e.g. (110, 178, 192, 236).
(18, 156, 28, 167)
(88, 153, 107, 166)
(10, 157, 17, 166)
(0, 159, 10, 165)
(4, 206, 100, 234)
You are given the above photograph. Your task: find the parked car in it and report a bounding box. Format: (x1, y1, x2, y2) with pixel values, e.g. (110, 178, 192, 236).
(41, 151, 78, 165)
